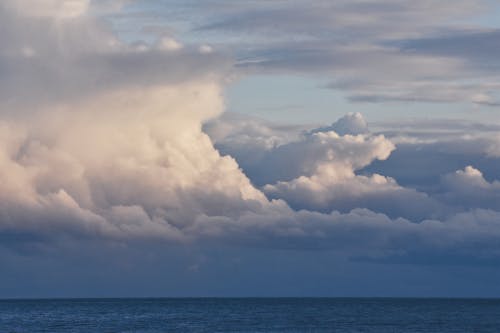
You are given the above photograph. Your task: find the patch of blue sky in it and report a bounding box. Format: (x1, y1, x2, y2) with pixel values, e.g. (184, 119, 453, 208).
(226, 75, 498, 125)
(105, 0, 500, 125)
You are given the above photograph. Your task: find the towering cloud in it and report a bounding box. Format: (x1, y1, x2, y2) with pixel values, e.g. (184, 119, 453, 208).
(0, 0, 270, 244)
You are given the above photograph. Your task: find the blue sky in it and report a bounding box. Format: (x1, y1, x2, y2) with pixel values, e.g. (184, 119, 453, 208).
(1, 0, 500, 298)
(112, 0, 500, 124)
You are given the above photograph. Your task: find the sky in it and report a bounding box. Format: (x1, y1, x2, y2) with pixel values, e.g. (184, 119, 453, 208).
(1, 0, 500, 298)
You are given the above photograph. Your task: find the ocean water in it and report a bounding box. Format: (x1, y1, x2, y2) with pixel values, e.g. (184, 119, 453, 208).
(1, 298, 500, 332)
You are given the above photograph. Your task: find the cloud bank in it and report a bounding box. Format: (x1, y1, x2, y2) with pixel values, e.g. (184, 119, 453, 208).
(2, 0, 500, 297)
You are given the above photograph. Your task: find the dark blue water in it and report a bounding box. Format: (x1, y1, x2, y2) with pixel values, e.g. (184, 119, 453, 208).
(1, 298, 500, 332)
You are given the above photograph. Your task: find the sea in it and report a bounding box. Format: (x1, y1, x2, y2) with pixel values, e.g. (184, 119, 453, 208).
(1, 298, 499, 332)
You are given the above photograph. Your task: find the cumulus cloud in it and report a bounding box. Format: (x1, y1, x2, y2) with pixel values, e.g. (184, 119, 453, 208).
(439, 166, 500, 210)
(0, 0, 267, 246)
(309, 112, 369, 136)
(362, 118, 500, 192)
(207, 111, 500, 222)
(260, 130, 394, 184)
(2, 0, 500, 275)
(263, 114, 439, 219)
(209, 112, 388, 185)
(207, 112, 443, 219)
(2, 98, 500, 265)
(0, 83, 281, 244)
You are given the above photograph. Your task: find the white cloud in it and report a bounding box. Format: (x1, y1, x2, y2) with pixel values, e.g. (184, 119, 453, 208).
(309, 112, 369, 136)
(1, 0, 500, 269)
(261, 124, 441, 219)
(439, 166, 500, 210)
(207, 112, 444, 220)
(0, 0, 268, 244)
(157, 37, 183, 51)
(0, 83, 276, 240)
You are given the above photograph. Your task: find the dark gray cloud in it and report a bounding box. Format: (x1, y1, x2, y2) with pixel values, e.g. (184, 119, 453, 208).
(194, 0, 484, 40)
(364, 118, 500, 190)
(399, 29, 500, 67)
(5, 240, 500, 298)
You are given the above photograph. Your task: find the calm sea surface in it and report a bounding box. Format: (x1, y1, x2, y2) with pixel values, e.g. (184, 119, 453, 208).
(1, 298, 499, 332)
